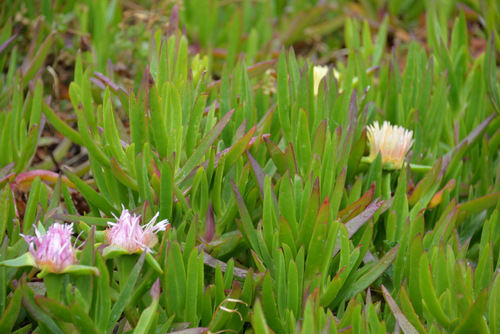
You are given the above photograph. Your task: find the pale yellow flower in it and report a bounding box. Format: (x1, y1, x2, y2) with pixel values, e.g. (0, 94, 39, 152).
(313, 65, 328, 96)
(366, 121, 414, 170)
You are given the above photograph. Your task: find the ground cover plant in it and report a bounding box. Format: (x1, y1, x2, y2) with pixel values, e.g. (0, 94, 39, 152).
(0, 0, 499, 333)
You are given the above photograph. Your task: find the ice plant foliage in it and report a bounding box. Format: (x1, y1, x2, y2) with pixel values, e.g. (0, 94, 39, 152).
(105, 206, 169, 253)
(21, 223, 76, 273)
(366, 121, 414, 170)
(313, 65, 328, 96)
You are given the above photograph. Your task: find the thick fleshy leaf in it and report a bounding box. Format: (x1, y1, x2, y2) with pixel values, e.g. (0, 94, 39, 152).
(419, 253, 450, 328)
(264, 137, 287, 174)
(20, 280, 65, 334)
(59, 265, 100, 277)
(223, 127, 256, 175)
(338, 182, 375, 221)
(0, 252, 37, 269)
(14, 170, 76, 192)
(107, 251, 146, 332)
(453, 289, 489, 334)
(382, 285, 419, 334)
(0, 285, 23, 333)
(102, 245, 131, 259)
(63, 167, 117, 217)
(458, 191, 500, 216)
(70, 302, 98, 334)
(334, 244, 399, 305)
(344, 198, 383, 238)
(178, 108, 234, 180)
(251, 299, 271, 334)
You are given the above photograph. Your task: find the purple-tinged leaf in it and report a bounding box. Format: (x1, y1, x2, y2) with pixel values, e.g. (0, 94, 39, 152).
(0, 162, 14, 178)
(344, 198, 383, 238)
(93, 72, 130, 111)
(233, 120, 247, 143)
(167, 4, 179, 37)
(311, 119, 327, 159)
(0, 172, 14, 190)
(284, 143, 299, 176)
(448, 114, 495, 158)
(0, 33, 18, 57)
(89, 77, 105, 90)
(205, 203, 215, 242)
(338, 182, 376, 221)
(398, 286, 427, 334)
(247, 150, 278, 216)
(264, 137, 287, 174)
(231, 179, 260, 254)
(381, 285, 419, 334)
(93, 72, 123, 93)
(338, 90, 358, 169)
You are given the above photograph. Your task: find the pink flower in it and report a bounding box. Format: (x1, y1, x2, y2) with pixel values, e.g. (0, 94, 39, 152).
(105, 207, 169, 253)
(366, 121, 414, 170)
(21, 223, 77, 273)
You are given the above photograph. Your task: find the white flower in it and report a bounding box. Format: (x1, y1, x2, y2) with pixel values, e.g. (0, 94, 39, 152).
(313, 65, 328, 96)
(105, 206, 169, 253)
(366, 121, 414, 170)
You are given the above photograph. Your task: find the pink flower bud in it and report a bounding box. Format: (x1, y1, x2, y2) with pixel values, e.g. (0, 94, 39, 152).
(150, 278, 161, 300)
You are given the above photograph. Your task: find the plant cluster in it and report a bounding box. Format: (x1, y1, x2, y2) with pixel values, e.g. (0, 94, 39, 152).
(0, 0, 499, 333)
